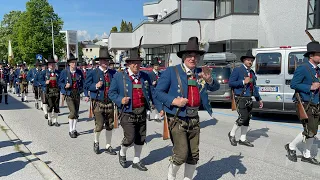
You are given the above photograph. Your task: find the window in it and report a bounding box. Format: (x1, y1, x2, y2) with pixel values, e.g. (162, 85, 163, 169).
(256, 53, 282, 75)
(216, 0, 232, 17)
(307, 0, 320, 29)
(90, 49, 92, 52)
(86, 49, 88, 52)
(215, 0, 259, 18)
(288, 52, 308, 74)
(234, 0, 259, 13)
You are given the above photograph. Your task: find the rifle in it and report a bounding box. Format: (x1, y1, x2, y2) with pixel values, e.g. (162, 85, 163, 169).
(114, 103, 118, 128)
(231, 90, 237, 111)
(89, 99, 93, 118)
(162, 112, 170, 140)
(61, 63, 67, 107)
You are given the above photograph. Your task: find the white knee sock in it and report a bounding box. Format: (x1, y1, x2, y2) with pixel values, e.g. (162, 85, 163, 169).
(69, 119, 73, 132)
(72, 119, 78, 131)
(230, 123, 240, 137)
(48, 112, 52, 121)
(94, 132, 101, 143)
(240, 126, 249, 141)
(120, 145, 129, 156)
(133, 144, 143, 163)
(24, 95, 27, 101)
(53, 113, 58, 123)
(184, 164, 196, 180)
(168, 163, 181, 180)
(303, 137, 314, 158)
(105, 130, 112, 149)
(39, 101, 43, 108)
(43, 104, 48, 115)
(289, 132, 303, 150)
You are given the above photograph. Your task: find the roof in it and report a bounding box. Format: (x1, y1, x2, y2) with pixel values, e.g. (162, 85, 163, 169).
(95, 41, 108, 47)
(83, 44, 100, 48)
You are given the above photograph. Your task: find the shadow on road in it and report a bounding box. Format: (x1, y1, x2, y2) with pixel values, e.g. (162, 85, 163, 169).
(200, 118, 218, 129)
(78, 129, 94, 136)
(252, 113, 298, 124)
(195, 154, 247, 180)
(0, 94, 31, 110)
(59, 110, 87, 117)
(146, 131, 162, 143)
(143, 145, 172, 165)
(247, 128, 269, 142)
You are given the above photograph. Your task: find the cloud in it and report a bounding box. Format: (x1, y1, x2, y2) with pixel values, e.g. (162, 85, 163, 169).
(77, 30, 91, 41)
(93, 32, 108, 40)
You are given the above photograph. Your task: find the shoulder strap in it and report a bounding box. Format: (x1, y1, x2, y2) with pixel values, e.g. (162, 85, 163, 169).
(122, 72, 127, 97)
(67, 69, 72, 83)
(174, 66, 184, 97)
(95, 69, 100, 82)
(304, 64, 317, 82)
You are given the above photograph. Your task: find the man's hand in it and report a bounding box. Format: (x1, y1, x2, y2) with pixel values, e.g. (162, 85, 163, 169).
(244, 77, 250, 84)
(45, 80, 50, 85)
(199, 66, 213, 83)
(311, 82, 320, 90)
(159, 110, 164, 117)
(172, 97, 188, 107)
(121, 97, 130, 105)
(259, 100, 263, 108)
(96, 81, 103, 89)
(65, 83, 71, 88)
(152, 81, 157, 86)
(84, 97, 89, 102)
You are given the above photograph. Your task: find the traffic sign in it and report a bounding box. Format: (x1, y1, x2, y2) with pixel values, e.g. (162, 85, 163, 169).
(36, 54, 42, 60)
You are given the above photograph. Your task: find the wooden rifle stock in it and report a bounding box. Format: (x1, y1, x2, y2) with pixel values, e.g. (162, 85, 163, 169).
(163, 113, 170, 140)
(305, 30, 315, 42)
(88, 100, 93, 118)
(231, 90, 237, 111)
(61, 94, 65, 106)
(295, 92, 308, 120)
(114, 104, 118, 128)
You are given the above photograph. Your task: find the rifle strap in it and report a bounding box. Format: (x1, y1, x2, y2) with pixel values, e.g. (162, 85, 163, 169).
(174, 66, 184, 119)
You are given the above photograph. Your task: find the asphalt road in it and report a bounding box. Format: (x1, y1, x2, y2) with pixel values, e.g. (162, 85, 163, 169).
(1, 91, 320, 180)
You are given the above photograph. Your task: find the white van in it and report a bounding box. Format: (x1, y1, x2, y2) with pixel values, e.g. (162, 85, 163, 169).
(251, 46, 308, 115)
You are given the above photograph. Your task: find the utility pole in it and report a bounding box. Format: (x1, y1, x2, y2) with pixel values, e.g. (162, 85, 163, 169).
(51, 18, 55, 56)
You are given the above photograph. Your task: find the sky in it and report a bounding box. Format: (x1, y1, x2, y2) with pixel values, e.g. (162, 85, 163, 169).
(0, 0, 154, 41)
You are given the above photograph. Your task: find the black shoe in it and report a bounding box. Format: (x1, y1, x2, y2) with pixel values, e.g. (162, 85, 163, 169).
(25, 100, 28, 103)
(48, 120, 53, 126)
(239, 140, 254, 147)
(74, 130, 78, 137)
(301, 157, 320, 165)
(41, 107, 43, 110)
(94, 142, 99, 154)
(21, 98, 24, 102)
(105, 146, 117, 155)
(5, 102, 8, 105)
(118, 153, 127, 168)
(45, 114, 48, 119)
(132, 162, 148, 171)
(285, 144, 297, 162)
(71, 131, 77, 138)
(54, 122, 60, 127)
(69, 132, 73, 138)
(228, 132, 237, 146)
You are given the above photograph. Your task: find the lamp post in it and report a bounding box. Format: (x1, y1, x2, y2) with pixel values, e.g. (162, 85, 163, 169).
(51, 18, 55, 56)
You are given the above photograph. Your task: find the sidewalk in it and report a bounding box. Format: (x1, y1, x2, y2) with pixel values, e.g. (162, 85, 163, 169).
(0, 113, 60, 180)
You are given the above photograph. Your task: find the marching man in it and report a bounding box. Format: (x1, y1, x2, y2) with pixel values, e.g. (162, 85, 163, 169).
(228, 50, 263, 147)
(16, 62, 29, 102)
(38, 61, 48, 117)
(109, 45, 156, 171)
(286, 41, 320, 165)
(59, 54, 85, 138)
(39, 56, 61, 126)
(85, 51, 117, 154)
(27, 60, 42, 108)
(154, 37, 220, 180)
(0, 60, 9, 104)
(148, 58, 162, 120)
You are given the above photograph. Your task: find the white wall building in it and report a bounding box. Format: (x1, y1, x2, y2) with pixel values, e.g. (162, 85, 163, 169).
(109, 0, 320, 66)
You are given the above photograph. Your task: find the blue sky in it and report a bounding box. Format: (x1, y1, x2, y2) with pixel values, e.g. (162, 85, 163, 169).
(0, 0, 153, 40)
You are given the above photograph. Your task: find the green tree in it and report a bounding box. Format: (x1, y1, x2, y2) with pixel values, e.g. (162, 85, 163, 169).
(127, 22, 133, 32)
(93, 38, 99, 43)
(120, 20, 126, 32)
(110, 26, 118, 33)
(0, 11, 22, 63)
(14, 0, 64, 65)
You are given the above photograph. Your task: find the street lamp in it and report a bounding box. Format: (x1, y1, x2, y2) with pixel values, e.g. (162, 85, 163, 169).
(51, 18, 55, 57)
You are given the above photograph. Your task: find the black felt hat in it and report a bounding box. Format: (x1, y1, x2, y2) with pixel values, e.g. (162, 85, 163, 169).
(304, 41, 320, 57)
(125, 48, 143, 62)
(151, 57, 160, 66)
(67, 53, 78, 63)
(177, 37, 206, 58)
(95, 50, 113, 61)
(240, 50, 255, 62)
(46, 55, 57, 64)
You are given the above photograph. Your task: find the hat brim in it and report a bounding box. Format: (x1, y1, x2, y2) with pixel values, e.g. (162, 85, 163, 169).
(125, 58, 143, 62)
(240, 56, 255, 62)
(67, 58, 78, 62)
(177, 50, 206, 58)
(304, 51, 320, 57)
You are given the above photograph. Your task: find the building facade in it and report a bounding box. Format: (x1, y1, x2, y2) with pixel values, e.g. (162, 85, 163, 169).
(108, 0, 320, 66)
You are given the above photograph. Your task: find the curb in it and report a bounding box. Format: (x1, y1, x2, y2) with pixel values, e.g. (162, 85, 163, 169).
(0, 114, 61, 180)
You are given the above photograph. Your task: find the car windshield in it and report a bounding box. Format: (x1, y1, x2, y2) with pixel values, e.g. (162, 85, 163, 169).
(211, 67, 231, 79)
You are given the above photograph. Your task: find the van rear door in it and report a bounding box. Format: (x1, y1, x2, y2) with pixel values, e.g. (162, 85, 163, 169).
(252, 50, 285, 112)
(283, 48, 307, 112)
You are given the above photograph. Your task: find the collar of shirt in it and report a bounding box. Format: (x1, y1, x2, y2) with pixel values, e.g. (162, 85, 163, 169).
(309, 61, 317, 69)
(48, 68, 53, 72)
(99, 67, 108, 74)
(183, 63, 194, 74)
(82, 68, 86, 71)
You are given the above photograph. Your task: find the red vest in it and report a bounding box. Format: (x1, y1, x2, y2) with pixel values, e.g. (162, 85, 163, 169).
(104, 73, 110, 101)
(186, 76, 200, 107)
(71, 73, 77, 89)
(49, 73, 58, 88)
(129, 74, 145, 109)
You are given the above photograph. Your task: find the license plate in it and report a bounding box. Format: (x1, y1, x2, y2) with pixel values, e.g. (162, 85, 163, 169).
(259, 86, 278, 92)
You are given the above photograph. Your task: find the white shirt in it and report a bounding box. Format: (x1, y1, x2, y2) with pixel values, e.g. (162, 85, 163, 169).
(99, 67, 108, 74)
(153, 69, 158, 76)
(183, 63, 194, 75)
(127, 68, 139, 83)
